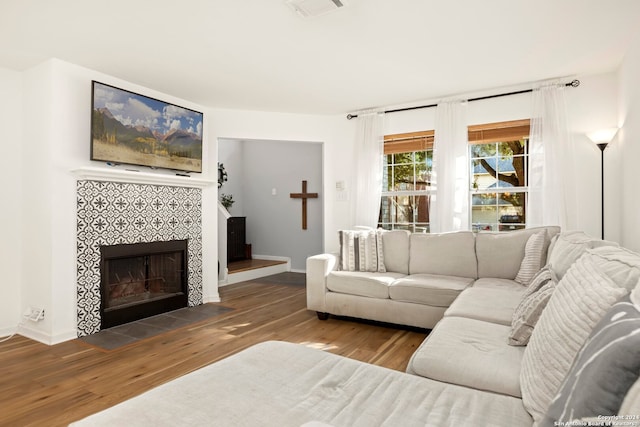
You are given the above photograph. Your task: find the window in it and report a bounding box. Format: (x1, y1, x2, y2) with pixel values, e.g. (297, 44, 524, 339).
(378, 131, 433, 232)
(379, 119, 530, 233)
(469, 120, 530, 232)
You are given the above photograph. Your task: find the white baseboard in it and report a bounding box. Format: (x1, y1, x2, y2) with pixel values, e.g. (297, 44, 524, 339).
(0, 326, 17, 339)
(17, 323, 77, 345)
(50, 330, 79, 345)
(3, 324, 80, 345)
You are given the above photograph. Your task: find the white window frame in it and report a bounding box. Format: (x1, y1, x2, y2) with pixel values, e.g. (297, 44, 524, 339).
(381, 119, 530, 233)
(379, 150, 433, 232)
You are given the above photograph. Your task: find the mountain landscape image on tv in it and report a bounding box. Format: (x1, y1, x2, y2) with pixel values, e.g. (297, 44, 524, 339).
(91, 81, 203, 173)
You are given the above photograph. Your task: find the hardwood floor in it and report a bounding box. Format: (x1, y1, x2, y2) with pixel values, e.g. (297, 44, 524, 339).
(0, 274, 428, 427)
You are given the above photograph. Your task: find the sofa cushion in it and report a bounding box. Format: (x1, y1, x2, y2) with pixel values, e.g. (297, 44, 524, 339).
(476, 226, 559, 280)
(520, 249, 637, 423)
(326, 271, 404, 299)
(541, 293, 640, 425)
(381, 229, 410, 274)
(514, 230, 546, 284)
(72, 340, 534, 427)
(338, 229, 385, 272)
(547, 231, 618, 280)
(325, 292, 447, 330)
(407, 316, 525, 398)
(444, 287, 525, 325)
(389, 274, 474, 307)
(472, 277, 524, 291)
(409, 231, 477, 278)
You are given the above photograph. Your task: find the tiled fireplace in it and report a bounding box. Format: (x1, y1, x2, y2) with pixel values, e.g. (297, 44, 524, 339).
(76, 180, 203, 337)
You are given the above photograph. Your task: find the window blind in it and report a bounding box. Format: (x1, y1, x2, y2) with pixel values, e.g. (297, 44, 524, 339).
(384, 119, 530, 154)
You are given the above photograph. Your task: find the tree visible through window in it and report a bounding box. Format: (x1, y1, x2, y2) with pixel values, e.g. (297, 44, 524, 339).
(379, 119, 530, 233)
(378, 131, 433, 232)
(470, 139, 528, 231)
(469, 119, 530, 231)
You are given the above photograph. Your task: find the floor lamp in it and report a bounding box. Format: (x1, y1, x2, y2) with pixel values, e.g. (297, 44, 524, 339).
(586, 128, 618, 240)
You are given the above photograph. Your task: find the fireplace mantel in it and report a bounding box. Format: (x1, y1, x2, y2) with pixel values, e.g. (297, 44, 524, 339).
(71, 166, 215, 188)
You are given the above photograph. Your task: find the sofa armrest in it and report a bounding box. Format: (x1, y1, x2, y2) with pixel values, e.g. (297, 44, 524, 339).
(306, 253, 338, 313)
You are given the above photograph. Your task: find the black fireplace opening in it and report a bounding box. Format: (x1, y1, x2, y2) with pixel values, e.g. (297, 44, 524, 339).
(99, 239, 188, 329)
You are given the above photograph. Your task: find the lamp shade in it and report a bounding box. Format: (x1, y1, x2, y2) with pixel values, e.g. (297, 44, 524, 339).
(586, 128, 618, 144)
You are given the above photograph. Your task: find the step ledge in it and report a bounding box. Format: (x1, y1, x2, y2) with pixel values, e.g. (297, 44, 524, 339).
(221, 257, 291, 286)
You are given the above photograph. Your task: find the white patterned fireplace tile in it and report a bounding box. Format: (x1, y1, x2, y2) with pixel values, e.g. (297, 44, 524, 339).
(76, 180, 203, 337)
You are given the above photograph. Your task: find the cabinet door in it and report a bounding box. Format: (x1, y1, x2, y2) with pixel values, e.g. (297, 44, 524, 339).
(227, 217, 246, 262)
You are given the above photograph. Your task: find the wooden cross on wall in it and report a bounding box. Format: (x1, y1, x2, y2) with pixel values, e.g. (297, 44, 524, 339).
(290, 180, 318, 230)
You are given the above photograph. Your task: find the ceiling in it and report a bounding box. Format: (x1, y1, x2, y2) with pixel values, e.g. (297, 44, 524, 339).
(1, 0, 639, 115)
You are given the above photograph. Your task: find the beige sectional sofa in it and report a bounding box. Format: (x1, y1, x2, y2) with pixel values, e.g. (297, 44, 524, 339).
(303, 228, 640, 425)
(72, 229, 640, 427)
(306, 226, 561, 329)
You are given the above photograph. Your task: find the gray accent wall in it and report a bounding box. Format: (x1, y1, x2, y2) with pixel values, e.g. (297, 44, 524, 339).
(218, 138, 323, 271)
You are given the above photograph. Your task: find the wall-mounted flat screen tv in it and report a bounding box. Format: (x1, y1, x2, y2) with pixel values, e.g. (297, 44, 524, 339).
(91, 81, 203, 173)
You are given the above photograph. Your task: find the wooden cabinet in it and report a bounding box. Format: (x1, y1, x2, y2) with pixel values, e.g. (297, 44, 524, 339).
(227, 217, 246, 262)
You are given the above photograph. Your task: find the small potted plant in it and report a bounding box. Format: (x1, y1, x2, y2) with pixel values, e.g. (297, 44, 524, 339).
(220, 193, 234, 210)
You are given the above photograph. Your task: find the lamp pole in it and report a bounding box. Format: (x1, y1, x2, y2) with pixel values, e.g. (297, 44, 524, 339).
(597, 143, 608, 240)
(587, 128, 617, 241)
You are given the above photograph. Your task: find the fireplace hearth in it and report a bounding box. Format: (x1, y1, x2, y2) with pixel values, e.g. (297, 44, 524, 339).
(100, 240, 188, 329)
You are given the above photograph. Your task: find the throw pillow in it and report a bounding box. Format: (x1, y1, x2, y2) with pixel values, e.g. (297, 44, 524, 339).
(541, 293, 640, 425)
(547, 231, 618, 280)
(338, 230, 385, 273)
(587, 245, 640, 291)
(521, 265, 555, 298)
(509, 277, 556, 346)
(515, 231, 547, 285)
(520, 254, 628, 423)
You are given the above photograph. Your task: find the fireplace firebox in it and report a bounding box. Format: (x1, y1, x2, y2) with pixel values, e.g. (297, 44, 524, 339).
(99, 240, 188, 329)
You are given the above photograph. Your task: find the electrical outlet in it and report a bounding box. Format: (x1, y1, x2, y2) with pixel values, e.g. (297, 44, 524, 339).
(23, 307, 45, 322)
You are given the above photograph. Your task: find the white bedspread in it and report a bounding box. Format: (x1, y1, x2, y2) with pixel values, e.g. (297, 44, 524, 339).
(70, 341, 532, 427)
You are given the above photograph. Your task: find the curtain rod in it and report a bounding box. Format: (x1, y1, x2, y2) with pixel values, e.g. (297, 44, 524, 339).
(346, 79, 580, 120)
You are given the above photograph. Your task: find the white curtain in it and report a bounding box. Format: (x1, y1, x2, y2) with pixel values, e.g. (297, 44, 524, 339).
(351, 109, 385, 228)
(430, 101, 469, 233)
(528, 83, 577, 229)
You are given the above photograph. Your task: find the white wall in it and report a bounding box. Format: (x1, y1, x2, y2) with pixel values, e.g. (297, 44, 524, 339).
(619, 29, 640, 252)
(209, 109, 355, 255)
(210, 71, 620, 256)
(385, 72, 621, 241)
(18, 59, 219, 344)
(217, 139, 243, 280)
(218, 139, 245, 216)
(21, 61, 55, 342)
(0, 67, 24, 336)
(11, 58, 357, 343)
(4, 56, 629, 342)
